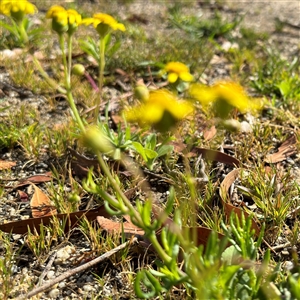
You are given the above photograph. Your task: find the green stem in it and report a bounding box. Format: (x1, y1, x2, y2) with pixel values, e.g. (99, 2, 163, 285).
(66, 90, 85, 132)
(67, 34, 73, 86)
(59, 35, 69, 88)
(147, 232, 172, 264)
(18, 19, 29, 45)
(32, 56, 67, 94)
(94, 37, 106, 123)
(96, 152, 138, 217)
(96, 151, 172, 264)
(59, 34, 85, 131)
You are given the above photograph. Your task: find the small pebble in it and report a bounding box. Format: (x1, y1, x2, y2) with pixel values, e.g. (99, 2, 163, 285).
(85, 275, 94, 282)
(82, 284, 94, 292)
(240, 121, 253, 133)
(283, 261, 294, 271)
(54, 245, 75, 265)
(58, 281, 66, 288)
(47, 270, 55, 279)
(48, 288, 60, 299)
(11, 264, 18, 274)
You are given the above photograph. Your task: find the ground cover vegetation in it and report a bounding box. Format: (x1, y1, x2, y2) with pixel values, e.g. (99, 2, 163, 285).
(0, 0, 300, 299)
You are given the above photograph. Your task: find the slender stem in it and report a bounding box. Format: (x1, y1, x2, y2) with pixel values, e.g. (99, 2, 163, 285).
(32, 56, 67, 94)
(58, 30, 173, 268)
(96, 151, 172, 264)
(96, 152, 140, 219)
(67, 34, 73, 86)
(66, 90, 85, 132)
(18, 19, 29, 45)
(84, 72, 99, 92)
(59, 35, 69, 88)
(59, 34, 85, 131)
(94, 37, 106, 123)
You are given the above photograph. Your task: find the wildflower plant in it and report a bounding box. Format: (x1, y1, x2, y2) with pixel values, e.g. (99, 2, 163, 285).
(43, 5, 84, 132)
(159, 61, 194, 92)
(0, 0, 38, 47)
(2, 2, 284, 299)
(161, 61, 194, 84)
(189, 81, 261, 118)
(189, 81, 262, 131)
(125, 89, 194, 132)
(82, 13, 126, 122)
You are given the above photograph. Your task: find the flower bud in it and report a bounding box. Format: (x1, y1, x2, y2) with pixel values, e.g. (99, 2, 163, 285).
(72, 64, 85, 76)
(84, 126, 114, 154)
(221, 119, 241, 132)
(134, 85, 149, 102)
(68, 193, 81, 203)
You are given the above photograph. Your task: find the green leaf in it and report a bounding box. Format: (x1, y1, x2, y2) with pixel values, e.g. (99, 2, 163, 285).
(277, 80, 291, 98)
(144, 148, 158, 160)
(141, 200, 152, 227)
(0, 20, 18, 35)
(221, 245, 241, 265)
(134, 271, 158, 299)
(145, 133, 157, 150)
(107, 40, 121, 58)
(157, 145, 173, 157)
(79, 37, 100, 62)
(132, 141, 147, 161)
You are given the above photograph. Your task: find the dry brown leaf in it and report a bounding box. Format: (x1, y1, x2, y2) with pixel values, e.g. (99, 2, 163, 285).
(170, 141, 187, 153)
(172, 144, 241, 167)
(97, 215, 144, 237)
(15, 172, 53, 188)
(203, 125, 217, 141)
(17, 190, 29, 202)
(265, 135, 297, 163)
(219, 169, 260, 235)
(68, 147, 99, 178)
(0, 205, 110, 234)
(190, 147, 241, 167)
(30, 184, 57, 218)
(0, 160, 16, 170)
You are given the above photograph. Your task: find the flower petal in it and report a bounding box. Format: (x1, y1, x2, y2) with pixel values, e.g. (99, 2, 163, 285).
(179, 72, 194, 82)
(168, 73, 178, 83)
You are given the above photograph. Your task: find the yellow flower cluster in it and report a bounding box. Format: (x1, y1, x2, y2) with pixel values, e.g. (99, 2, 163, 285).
(0, 0, 37, 22)
(189, 81, 262, 119)
(81, 13, 125, 37)
(160, 62, 194, 83)
(46, 5, 82, 35)
(125, 89, 193, 132)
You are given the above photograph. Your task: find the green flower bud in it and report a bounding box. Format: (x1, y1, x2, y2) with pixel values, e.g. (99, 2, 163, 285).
(51, 18, 68, 34)
(72, 64, 85, 76)
(68, 193, 81, 203)
(84, 126, 114, 154)
(221, 119, 241, 132)
(134, 85, 149, 102)
(96, 23, 111, 38)
(10, 10, 25, 23)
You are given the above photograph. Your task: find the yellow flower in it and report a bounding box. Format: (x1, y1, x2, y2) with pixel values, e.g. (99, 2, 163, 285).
(0, 0, 37, 22)
(125, 89, 194, 132)
(46, 5, 82, 35)
(160, 62, 194, 83)
(81, 13, 125, 37)
(189, 81, 262, 119)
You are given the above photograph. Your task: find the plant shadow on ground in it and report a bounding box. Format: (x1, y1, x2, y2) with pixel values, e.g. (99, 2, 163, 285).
(0, 0, 300, 299)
